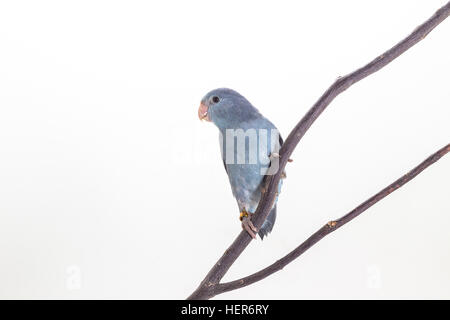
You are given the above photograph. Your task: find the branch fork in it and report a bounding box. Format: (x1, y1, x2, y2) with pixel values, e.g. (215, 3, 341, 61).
(188, 2, 450, 300)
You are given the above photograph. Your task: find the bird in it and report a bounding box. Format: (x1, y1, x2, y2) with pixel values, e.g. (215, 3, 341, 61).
(197, 88, 285, 239)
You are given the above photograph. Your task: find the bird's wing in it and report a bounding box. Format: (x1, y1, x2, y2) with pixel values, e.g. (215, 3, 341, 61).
(219, 133, 228, 174)
(261, 132, 284, 185)
(222, 158, 228, 174)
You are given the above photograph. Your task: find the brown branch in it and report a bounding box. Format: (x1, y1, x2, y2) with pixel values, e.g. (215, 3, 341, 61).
(216, 144, 450, 295)
(187, 2, 450, 300)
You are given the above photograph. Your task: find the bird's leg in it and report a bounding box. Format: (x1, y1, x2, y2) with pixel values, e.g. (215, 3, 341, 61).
(240, 209, 258, 239)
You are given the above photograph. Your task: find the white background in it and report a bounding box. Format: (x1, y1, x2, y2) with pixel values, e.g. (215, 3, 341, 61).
(0, 0, 449, 299)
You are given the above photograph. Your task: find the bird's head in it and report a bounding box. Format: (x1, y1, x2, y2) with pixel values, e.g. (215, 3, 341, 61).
(198, 88, 260, 129)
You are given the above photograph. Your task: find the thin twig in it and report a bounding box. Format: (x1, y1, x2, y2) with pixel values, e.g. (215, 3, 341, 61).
(188, 2, 450, 300)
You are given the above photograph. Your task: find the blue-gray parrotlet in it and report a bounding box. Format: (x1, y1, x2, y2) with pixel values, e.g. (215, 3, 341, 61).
(198, 88, 285, 239)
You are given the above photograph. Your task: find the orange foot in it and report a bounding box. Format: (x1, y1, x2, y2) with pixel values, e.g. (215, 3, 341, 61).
(240, 210, 258, 239)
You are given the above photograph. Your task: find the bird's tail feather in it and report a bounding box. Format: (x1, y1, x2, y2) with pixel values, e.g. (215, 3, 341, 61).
(258, 206, 277, 240)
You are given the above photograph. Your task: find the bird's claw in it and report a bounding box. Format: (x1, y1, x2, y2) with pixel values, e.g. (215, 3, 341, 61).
(271, 152, 280, 158)
(240, 211, 258, 239)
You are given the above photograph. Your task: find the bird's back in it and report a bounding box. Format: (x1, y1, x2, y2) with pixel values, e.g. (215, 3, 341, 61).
(220, 117, 281, 214)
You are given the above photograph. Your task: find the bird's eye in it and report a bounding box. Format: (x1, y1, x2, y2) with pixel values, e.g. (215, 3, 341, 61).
(211, 96, 220, 104)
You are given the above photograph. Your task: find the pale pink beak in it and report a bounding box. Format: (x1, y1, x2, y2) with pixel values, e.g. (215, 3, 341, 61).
(198, 103, 210, 121)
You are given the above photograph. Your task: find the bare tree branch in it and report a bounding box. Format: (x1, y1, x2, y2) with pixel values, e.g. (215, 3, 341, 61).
(216, 143, 450, 295)
(188, 2, 450, 300)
